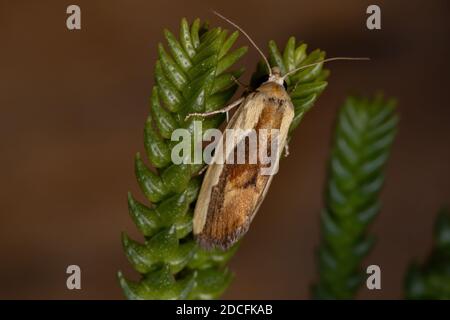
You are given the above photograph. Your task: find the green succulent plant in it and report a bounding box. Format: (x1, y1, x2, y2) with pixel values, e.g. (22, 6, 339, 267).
(118, 17, 330, 300)
(405, 209, 450, 299)
(313, 95, 398, 299)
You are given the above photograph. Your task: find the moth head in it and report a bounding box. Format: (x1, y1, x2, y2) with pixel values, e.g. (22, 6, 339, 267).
(268, 66, 286, 87)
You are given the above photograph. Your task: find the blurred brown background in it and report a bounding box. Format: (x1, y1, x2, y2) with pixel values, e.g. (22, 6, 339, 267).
(1, 0, 449, 299)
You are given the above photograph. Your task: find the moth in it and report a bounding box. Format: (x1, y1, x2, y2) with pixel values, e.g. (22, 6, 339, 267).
(188, 12, 368, 250)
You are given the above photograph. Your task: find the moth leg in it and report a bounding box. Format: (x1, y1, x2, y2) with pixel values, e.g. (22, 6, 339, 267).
(198, 164, 209, 175)
(284, 143, 290, 157)
(185, 97, 244, 121)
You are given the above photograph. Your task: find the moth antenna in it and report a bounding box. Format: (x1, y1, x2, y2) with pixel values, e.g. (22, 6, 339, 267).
(281, 57, 370, 80)
(213, 11, 272, 76)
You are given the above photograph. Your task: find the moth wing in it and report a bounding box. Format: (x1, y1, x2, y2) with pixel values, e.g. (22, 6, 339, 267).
(252, 99, 294, 216)
(192, 96, 251, 236)
(194, 92, 294, 250)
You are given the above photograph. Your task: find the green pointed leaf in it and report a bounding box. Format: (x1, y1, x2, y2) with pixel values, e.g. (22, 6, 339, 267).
(135, 153, 168, 203)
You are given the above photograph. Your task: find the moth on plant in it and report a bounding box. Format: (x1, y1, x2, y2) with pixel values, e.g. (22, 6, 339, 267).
(188, 12, 369, 250)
